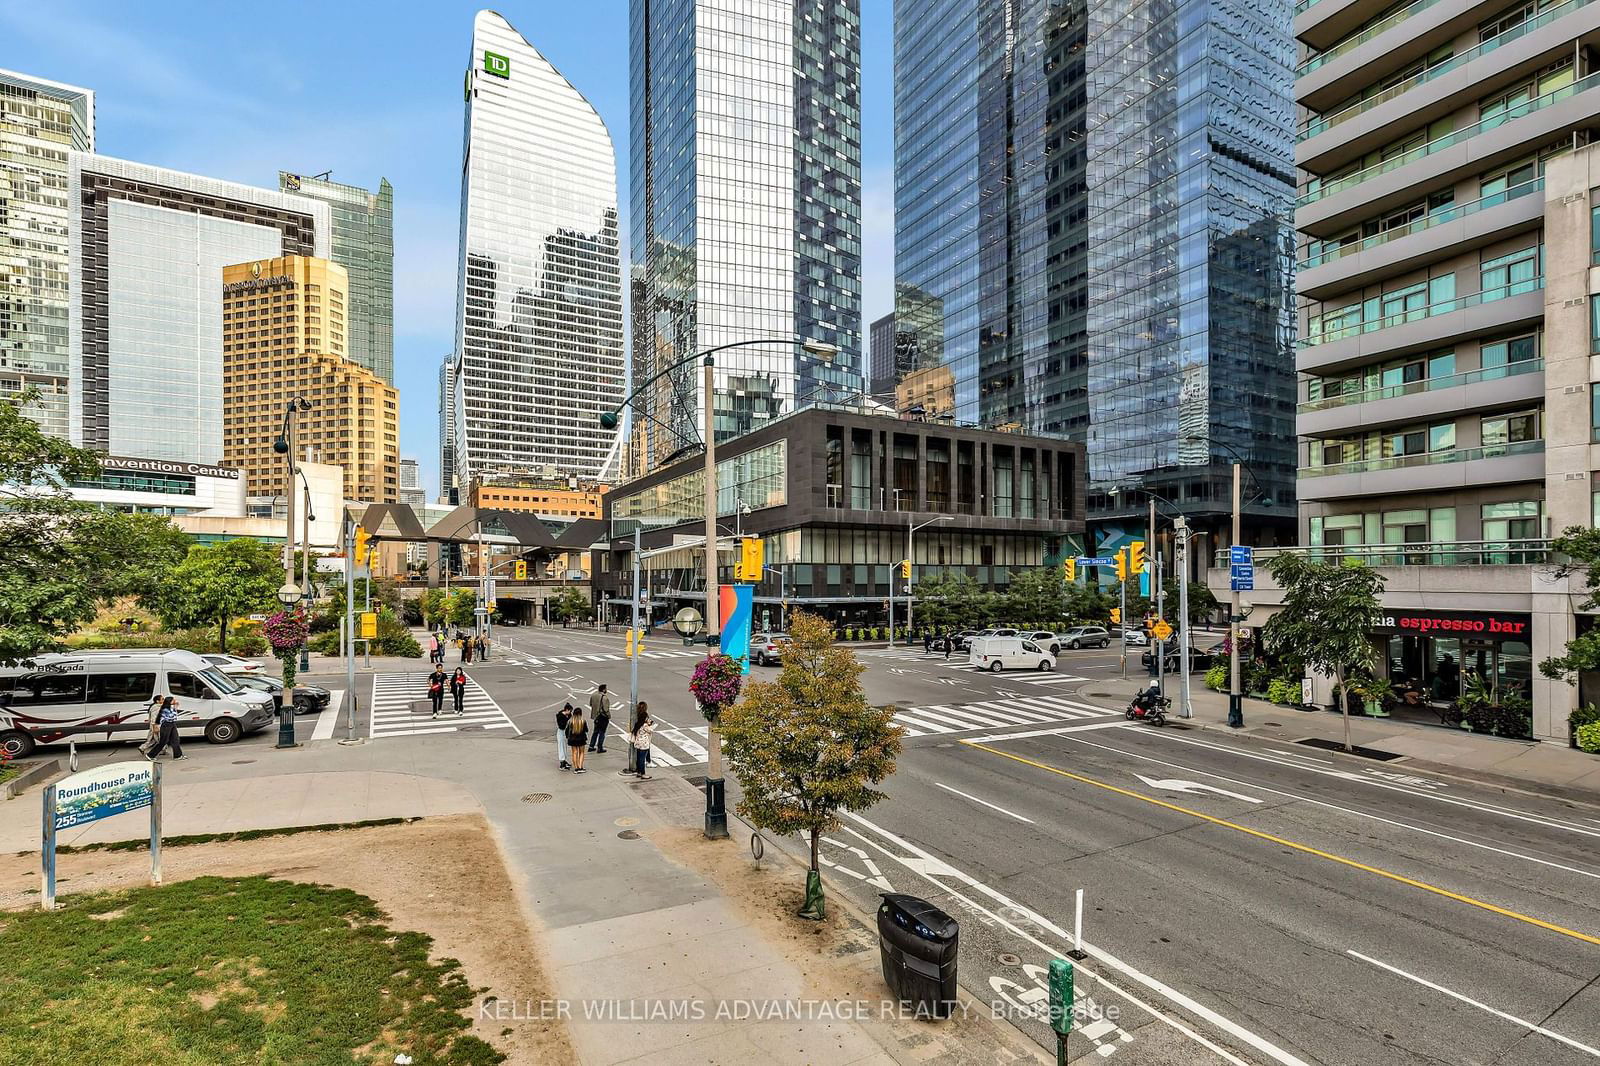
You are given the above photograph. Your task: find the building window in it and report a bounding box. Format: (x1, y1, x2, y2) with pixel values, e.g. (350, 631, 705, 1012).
(993, 451, 1014, 518)
(1591, 191, 1600, 265)
(1480, 245, 1539, 299)
(825, 429, 843, 508)
(1482, 409, 1542, 451)
(926, 440, 950, 512)
(893, 437, 917, 511)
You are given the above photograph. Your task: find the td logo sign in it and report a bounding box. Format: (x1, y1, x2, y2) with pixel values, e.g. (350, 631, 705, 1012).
(484, 51, 511, 79)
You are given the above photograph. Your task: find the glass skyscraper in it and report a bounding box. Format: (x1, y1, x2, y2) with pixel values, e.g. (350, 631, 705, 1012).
(0, 68, 94, 438)
(451, 10, 624, 487)
(894, 0, 1297, 548)
(629, 0, 862, 474)
(278, 171, 395, 385)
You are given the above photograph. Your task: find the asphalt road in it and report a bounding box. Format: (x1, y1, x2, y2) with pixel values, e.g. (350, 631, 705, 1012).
(32, 629, 1600, 1065)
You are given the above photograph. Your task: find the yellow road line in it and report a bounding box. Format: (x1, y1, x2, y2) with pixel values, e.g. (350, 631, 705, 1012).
(964, 740, 1600, 948)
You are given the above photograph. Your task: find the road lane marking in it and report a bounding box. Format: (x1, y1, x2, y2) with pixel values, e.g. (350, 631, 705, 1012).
(308, 690, 343, 742)
(1346, 950, 1600, 1058)
(841, 814, 1300, 1066)
(965, 721, 1132, 742)
(1137, 729, 1600, 841)
(935, 782, 1035, 823)
(1055, 732, 1600, 883)
(964, 742, 1600, 947)
(1131, 773, 1262, 804)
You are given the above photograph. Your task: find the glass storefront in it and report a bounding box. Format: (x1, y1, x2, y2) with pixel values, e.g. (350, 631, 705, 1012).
(1377, 610, 1532, 706)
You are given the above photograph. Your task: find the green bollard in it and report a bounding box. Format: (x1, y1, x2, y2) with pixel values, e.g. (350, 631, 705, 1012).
(1048, 957, 1073, 1065)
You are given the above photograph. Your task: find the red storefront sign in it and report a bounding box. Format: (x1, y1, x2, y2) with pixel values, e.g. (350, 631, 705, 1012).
(1375, 609, 1530, 637)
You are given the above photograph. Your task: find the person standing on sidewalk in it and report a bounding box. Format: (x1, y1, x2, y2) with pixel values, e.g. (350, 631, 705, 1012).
(427, 664, 447, 718)
(555, 702, 574, 770)
(588, 684, 612, 754)
(565, 708, 589, 773)
(144, 696, 187, 760)
(449, 667, 467, 716)
(628, 703, 653, 779)
(475, 634, 489, 662)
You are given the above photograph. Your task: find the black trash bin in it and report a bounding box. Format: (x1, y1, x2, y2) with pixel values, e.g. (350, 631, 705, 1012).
(877, 893, 959, 1018)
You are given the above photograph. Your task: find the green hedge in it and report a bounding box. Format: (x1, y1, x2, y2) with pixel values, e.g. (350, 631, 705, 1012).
(1203, 663, 1227, 692)
(64, 628, 267, 656)
(1577, 722, 1600, 754)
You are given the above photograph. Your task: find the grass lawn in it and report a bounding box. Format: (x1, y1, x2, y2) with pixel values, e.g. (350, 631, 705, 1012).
(0, 764, 17, 788)
(0, 875, 504, 1065)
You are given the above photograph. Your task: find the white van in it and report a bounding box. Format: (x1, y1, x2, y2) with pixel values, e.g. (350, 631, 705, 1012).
(0, 650, 277, 758)
(969, 637, 1056, 672)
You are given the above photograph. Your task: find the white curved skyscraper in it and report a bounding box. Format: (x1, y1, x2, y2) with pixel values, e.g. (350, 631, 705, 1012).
(451, 10, 624, 488)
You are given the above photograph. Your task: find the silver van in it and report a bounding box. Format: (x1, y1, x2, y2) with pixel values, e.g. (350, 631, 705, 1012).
(0, 650, 276, 758)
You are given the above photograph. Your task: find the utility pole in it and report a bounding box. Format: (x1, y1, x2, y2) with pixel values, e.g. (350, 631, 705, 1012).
(1176, 518, 1192, 718)
(344, 512, 357, 743)
(625, 525, 640, 775)
(702, 355, 727, 839)
(1156, 550, 1166, 696)
(1148, 498, 1158, 684)
(1228, 463, 1245, 728)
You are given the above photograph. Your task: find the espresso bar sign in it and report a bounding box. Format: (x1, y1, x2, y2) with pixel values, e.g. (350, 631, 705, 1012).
(1377, 610, 1530, 636)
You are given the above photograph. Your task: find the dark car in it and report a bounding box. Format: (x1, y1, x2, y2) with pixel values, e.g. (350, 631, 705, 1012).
(1141, 644, 1222, 673)
(233, 674, 331, 715)
(755, 633, 792, 666)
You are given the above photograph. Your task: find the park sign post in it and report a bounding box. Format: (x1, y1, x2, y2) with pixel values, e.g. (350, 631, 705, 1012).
(41, 760, 163, 910)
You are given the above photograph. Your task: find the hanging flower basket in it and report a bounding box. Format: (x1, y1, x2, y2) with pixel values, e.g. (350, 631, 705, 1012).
(262, 610, 309, 656)
(689, 654, 743, 722)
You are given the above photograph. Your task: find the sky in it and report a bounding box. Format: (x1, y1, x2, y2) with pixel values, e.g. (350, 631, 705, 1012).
(1, 1, 896, 499)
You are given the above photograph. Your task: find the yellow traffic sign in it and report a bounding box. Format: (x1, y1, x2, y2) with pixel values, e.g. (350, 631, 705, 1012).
(359, 612, 377, 639)
(1152, 620, 1173, 642)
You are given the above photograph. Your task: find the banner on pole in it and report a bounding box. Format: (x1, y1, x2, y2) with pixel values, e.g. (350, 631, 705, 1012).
(719, 585, 754, 674)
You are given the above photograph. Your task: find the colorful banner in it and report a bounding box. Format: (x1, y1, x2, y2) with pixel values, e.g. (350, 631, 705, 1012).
(719, 584, 754, 674)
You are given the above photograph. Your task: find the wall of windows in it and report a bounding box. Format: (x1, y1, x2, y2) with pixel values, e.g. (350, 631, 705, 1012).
(612, 441, 786, 528)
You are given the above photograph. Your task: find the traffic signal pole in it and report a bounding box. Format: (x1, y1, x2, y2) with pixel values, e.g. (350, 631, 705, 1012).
(1119, 577, 1127, 678)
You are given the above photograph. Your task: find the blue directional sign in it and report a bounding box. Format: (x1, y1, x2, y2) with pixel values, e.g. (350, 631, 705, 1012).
(1080, 556, 1117, 567)
(1229, 544, 1254, 591)
(1229, 545, 1253, 566)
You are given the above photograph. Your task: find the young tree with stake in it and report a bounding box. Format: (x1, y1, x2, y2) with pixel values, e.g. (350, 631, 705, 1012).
(720, 612, 903, 919)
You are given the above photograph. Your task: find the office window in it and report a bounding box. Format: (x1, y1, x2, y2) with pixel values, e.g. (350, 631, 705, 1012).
(1483, 409, 1542, 449)
(1481, 246, 1539, 298)
(1592, 190, 1600, 265)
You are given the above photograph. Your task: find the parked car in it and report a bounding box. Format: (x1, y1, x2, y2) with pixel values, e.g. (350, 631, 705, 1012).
(0, 650, 276, 758)
(1121, 628, 1149, 646)
(1141, 644, 1223, 672)
(1057, 626, 1112, 650)
(969, 637, 1056, 673)
(952, 630, 982, 651)
(201, 653, 266, 675)
(1025, 630, 1065, 654)
(232, 674, 332, 715)
(755, 633, 792, 666)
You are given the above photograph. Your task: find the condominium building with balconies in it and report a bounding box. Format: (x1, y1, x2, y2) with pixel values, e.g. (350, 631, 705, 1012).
(1286, 0, 1600, 741)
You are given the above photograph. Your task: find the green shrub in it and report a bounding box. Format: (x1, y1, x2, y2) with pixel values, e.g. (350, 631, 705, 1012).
(1204, 663, 1227, 692)
(1570, 704, 1600, 730)
(64, 627, 266, 656)
(1266, 678, 1300, 705)
(1577, 722, 1600, 754)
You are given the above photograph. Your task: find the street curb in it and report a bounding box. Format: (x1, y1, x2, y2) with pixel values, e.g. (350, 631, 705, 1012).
(1, 759, 61, 800)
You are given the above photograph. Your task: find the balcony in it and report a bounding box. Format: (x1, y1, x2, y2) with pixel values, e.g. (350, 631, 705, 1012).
(1292, 69, 1600, 211)
(1299, 0, 1597, 141)
(1298, 359, 1544, 435)
(1214, 538, 1550, 568)
(1298, 440, 1545, 500)
(1299, 282, 1544, 375)
(1297, 0, 1407, 52)
(1297, 0, 1449, 80)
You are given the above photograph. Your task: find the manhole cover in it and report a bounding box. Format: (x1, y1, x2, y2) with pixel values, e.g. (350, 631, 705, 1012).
(617, 829, 641, 840)
(997, 952, 1021, 966)
(231, 760, 256, 765)
(521, 793, 553, 804)
(614, 816, 641, 828)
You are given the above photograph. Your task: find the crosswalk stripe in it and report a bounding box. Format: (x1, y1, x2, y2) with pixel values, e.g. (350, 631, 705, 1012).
(1008, 698, 1093, 719)
(960, 701, 1050, 723)
(901, 706, 996, 730)
(645, 747, 681, 766)
(366, 672, 518, 739)
(891, 710, 955, 733)
(655, 727, 708, 760)
(924, 703, 1033, 727)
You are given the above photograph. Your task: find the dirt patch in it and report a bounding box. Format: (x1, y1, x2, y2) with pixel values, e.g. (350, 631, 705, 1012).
(647, 825, 1042, 1066)
(0, 814, 575, 1066)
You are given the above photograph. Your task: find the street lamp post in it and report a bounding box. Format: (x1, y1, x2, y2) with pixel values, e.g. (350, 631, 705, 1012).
(1175, 516, 1192, 718)
(298, 469, 313, 674)
(1228, 462, 1244, 728)
(764, 565, 786, 631)
(906, 515, 952, 641)
(274, 582, 301, 748)
(272, 397, 310, 749)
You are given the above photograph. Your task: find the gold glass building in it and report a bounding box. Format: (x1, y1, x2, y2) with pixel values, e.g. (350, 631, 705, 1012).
(221, 255, 397, 503)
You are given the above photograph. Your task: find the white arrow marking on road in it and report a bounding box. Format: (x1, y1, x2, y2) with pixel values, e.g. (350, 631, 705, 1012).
(1132, 773, 1262, 804)
(819, 836, 890, 889)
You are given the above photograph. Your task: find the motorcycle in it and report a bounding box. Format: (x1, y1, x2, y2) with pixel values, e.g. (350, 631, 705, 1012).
(1125, 685, 1170, 726)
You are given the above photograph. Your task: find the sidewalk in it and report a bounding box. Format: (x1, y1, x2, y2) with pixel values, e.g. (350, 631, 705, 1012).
(1079, 676, 1600, 800)
(0, 737, 1043, 1066)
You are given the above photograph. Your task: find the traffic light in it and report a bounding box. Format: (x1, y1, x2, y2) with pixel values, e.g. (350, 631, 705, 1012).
(1114, 548, 1128, 583)
(625, 628, 635, 657)
(1064, 558, 1077, 583)
(1110, 607, 1122, 625)
(1128, 540, 1147, 577)
(735, 537, 765, 582)
(352, 527, 371, 568)
(513, 559, 528, 581)
(899, 558, 912, 580)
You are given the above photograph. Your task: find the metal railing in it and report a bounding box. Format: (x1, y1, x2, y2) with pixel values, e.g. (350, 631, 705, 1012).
(1300, 439, 1543, 477)
(1301, 278, 1543, 347)
(1298, 358, 1543, 413)
(1298, 72, 1600, 206)
(1216, 538, 1551, 567)
(1299, 0, 1589, 136)
(1297, 179, 1543, 270)
(1297, 0, 1447, 75)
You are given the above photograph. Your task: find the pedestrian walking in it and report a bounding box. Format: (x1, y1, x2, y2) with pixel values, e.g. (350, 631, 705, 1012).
(588, 683, 612, 754)
(944, 632, 952, 661)
(144, 696, 187, 760)
(427, 664, 447, 718)
(140, 694, 162, 756)
(566, 708, 589, 773)
(628, 703, 654, 779)
(923, 632, 932, 653)
(449, 667, 467, 716)
(462, 635, 473, 664)
(556, 702, 574, 770)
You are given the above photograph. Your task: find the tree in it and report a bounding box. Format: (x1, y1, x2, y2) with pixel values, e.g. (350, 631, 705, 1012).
(1264, 554, 1386, 751)
(911, 572, 985, 632)
(1163, 579, 1219, 627)
(1540, 526, 1600, 685)
(446, 588, 477, 627)
(550, 587, 590, 624)
(720, 612, 903, 920)
(0, 392, 192, 664)
(1003, 567, 1067, 625)
(418, 588, 448, 628)
(1063, 580, 1114, 624)
(156, 539, 281, 652)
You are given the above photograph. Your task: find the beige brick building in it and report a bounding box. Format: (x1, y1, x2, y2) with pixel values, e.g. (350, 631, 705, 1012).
(221, 255, 397, 503)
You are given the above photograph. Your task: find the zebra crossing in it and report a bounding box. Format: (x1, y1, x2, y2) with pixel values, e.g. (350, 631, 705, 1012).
(891, 693, 1117, 737)
(501, 650, 703, 667)
(368, 672, 519, 739)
